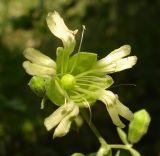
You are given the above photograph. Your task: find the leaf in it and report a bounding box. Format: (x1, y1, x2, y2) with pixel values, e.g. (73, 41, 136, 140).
(67, 52, 97, 75)
(117, 127, 128, 144)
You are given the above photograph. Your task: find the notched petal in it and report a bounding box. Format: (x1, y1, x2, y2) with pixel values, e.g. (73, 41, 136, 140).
(23, 48, 56, 68)
(53, 105, 79, 138)
(98, 45, 131, 65)
(110, 56, 137, 72)
(98, 90, 134, 128)
(106, 105, 125, 128)
(44, 102, 75, 131)
(98, 56, 137, 74)
(23, 61, 55, 77)
(96, 45, 137, 74)
(116, 99, 133, 121)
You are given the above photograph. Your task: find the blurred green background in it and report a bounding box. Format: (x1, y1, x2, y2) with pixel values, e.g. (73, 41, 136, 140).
(0, 0, 160, 156)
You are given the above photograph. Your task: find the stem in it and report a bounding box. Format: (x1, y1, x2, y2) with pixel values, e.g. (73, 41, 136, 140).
(81, 109, 108, 146)
(110, 144, 131, 150)
(110, 144, 140, 156)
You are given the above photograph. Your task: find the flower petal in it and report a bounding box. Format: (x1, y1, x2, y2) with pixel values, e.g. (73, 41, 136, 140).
(23, 61, 56, 77)
(99, 56, 137, 73)
(23, 48, 56, 68)
(53, 104, 79, 138)
(98, 45, 131, 66)
(116, 99, 133, 121)
(106, 105, 125, 128)
(98, 90, 125, 128)
(44, 102, 75, 131)
(46, 11, 78, 52)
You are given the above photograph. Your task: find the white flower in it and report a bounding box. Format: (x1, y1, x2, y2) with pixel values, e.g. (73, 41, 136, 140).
(96, 45, 137, 73)
(46, 11, 78, 52)
(23, 11, 138, 135)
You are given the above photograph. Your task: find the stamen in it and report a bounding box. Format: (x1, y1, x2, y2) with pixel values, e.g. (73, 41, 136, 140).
(71, 90, 92, 123)
(75, 69, 98, 78)
(76, 79, 105, 90)
(76, 82, 102, 90)
(77, 78, 102, 84)
(77, 75, 105, 81)
(111, 83, 136, 88)
(70, 94, 92, 103)
(74, 86, 97, 99)
(78, 25, 86, 52)
(70, 25, 86, 73)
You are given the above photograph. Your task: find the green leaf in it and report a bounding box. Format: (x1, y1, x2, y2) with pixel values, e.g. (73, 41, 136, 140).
(67, 52, 97, 75)
(46, 77, 65, 106)
(117, 127, 128, 144)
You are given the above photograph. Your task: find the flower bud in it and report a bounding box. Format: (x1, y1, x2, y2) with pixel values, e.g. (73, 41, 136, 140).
(128, 109, 151, 144)
(28, 76, 46, 97)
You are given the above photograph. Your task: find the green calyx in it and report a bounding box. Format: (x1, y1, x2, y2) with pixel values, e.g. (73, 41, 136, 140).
(61, 74, 76, 90)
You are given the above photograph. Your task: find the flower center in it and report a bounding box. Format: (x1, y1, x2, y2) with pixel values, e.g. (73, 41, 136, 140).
(60, 74, 76, 90)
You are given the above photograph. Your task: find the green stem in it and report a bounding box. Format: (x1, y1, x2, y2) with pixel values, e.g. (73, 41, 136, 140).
(110, 144, 131, 150)
(81, 109, 108, 146)
(110, 144, 141, 156)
